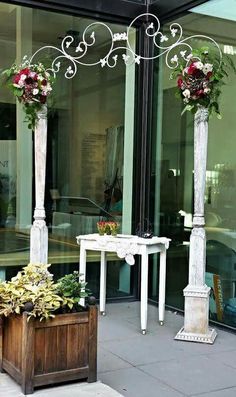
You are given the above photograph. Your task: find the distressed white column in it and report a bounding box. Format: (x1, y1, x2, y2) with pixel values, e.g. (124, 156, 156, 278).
(175, 106, 217, 344)
(30, 105, 48, 264)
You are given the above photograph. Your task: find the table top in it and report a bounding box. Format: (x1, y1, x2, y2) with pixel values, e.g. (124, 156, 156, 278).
(76, 233, 170, 247)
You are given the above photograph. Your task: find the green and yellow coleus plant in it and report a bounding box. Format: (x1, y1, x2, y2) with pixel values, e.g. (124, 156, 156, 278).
(0, 263, 89, 321)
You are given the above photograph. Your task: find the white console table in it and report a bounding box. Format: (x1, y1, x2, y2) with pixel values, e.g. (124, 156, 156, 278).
(76, 233, 170, 334)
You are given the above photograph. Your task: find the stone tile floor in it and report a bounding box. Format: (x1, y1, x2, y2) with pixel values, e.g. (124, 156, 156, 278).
(1, 302, 236, 397)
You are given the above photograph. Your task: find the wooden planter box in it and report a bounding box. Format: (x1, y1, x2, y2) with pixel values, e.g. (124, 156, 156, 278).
(0, 304, 97, 394)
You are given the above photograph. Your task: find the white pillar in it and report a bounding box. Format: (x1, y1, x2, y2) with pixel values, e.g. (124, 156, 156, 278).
(175, 106, 217, 344)
(30, 106, 48, 264)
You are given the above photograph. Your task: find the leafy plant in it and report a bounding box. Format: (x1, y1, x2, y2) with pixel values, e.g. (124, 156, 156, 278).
(170, 46, 236, 118)
(0, 264, 80, 321)
(2, 56, 54, 129)
(56, 271, 90, 312)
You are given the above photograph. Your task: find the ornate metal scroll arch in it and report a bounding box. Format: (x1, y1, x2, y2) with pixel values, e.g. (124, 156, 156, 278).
(29, 13, 222, 79)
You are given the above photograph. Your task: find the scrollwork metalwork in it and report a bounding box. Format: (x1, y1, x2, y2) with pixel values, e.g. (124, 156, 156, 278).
(29, 13, 222, 79)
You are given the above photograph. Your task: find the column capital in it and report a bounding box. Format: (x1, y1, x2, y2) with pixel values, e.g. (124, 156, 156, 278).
(195, 106, 209, 124)
(37, 105, 47, 120)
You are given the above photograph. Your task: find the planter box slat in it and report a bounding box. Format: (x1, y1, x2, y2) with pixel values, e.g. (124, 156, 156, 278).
(35, 312, 88, 328)
(44, 327, 58, 373)
(88, 302, 97, 383)
(56, 326, 67, 372)
(3, 358, 22, 384)
(0, 305, 97, 394)
(77, 324, 89, 367)
(22, 313, 34, 394)
(34, 328, 45, 374)
(34, 366, 89, 387)
(67, 324, 79, 369)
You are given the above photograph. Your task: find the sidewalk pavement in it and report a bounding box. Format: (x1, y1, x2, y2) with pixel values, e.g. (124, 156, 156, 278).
(1, 302, 236, 397)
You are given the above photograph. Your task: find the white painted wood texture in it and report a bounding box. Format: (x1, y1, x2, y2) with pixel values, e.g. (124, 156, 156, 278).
(30, 105, 48, 264)
(77, 234, 170, 334)
(175, 106, 217, 344)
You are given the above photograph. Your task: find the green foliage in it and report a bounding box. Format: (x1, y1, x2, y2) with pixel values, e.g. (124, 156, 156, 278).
(56, 271, 90, 310)
(0, 264, 87, 321)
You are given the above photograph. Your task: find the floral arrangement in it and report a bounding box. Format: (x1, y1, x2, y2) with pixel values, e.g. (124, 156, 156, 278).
(171, 47, 235, 118)
(2, 56, 54, 129)
(0, 263, 89, 321)
(97, 221, 120, 236)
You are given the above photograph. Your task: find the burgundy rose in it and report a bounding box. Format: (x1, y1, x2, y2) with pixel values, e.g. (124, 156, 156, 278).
(177, 77, 183, 88)
(20, 68, 29, 76)
(187, 63, 196, 75)
(196, 89, 205, 98)
(39, 95, 47, 104)
(41, 79, 47, 86)
(25, 77, 34, 85)
(13, 74, 21, 84)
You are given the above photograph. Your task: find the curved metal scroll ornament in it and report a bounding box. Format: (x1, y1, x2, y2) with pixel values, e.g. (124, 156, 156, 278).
(29, 13, 222, 80)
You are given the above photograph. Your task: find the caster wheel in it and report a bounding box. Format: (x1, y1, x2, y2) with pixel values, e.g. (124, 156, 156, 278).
(159, 321, 164, 326)
(142, 329, 146, 335)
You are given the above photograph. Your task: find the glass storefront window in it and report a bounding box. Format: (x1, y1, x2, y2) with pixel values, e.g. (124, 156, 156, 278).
(151, 0, 236, 328)
(0, 4, 136, 299)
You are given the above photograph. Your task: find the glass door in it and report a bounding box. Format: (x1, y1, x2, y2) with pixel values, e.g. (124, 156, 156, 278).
(0, 3, 136, 300)
(150, 0, 236, 329)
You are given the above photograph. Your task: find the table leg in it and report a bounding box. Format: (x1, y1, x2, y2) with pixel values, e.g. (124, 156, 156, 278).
(100, 251, 107, 315)
(79, 241, 87, 307)
(159, 249, 166, 325)
(141, 250, 149, 334)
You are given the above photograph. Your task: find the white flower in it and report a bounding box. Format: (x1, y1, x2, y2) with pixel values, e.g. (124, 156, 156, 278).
(183, 98, 189, 103)
(42, 84, 52, 94)
(186, 53, 193, 60)
(18, 80, 24, 88)
(204, 87, 211, 94)
(183, 89, 191, 98)
(160, 35, 168, 43)
(75, 45, 83, 53)
(180, 50, 186, 58)
(20, 74, 27, 81)
(170, 54, 178, 64)
(29, 71, 36, 79)
(122, 54, 130, 64)
(100, 58, 106, 67)
(202, 63, 213, 75)
(171, 28, 178, 37)
(33, 88, 39, 95)
(195, 61, 203, 70)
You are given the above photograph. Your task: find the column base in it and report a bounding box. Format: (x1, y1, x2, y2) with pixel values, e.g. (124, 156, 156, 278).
(175, 327, 217, 344)
(30, 221, 48, 264)
(175, 284, 217, 344)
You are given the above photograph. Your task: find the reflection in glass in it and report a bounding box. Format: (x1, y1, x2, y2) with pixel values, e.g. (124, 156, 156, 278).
(0, 4, 135, 300)
(151, 0, 236, 329)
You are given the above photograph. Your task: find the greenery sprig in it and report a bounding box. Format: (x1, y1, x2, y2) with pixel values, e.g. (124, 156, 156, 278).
(56, 271, 91, 311)
(2, 56, 54, 129)
(170, 47, 236, 118)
